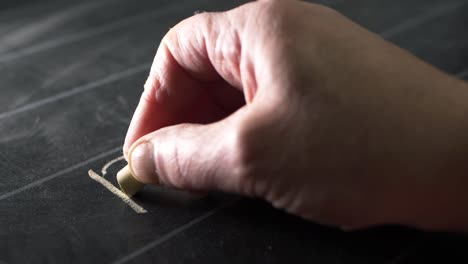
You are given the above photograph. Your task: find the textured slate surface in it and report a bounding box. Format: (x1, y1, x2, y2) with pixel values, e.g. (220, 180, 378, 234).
(1, 0, 467, 263)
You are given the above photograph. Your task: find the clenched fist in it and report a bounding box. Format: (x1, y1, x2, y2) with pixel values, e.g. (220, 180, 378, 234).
(123, 0, 468, 231)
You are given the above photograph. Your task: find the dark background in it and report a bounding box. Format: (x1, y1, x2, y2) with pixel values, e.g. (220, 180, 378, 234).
(1, 0, 468, 263)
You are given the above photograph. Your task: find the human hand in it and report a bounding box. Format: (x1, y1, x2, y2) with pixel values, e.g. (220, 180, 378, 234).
(123, 0, 468, 231)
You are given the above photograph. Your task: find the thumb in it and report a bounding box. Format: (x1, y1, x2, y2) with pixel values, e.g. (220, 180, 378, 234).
(127, 110, 248, 194)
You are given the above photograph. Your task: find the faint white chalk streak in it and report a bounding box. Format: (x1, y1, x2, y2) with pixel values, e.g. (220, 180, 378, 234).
(41, 38, 126, 89)
(0, 0, 191, 63)
(113, 199, 239, 264)
(0, 130, 34, 144)
(0, 1, 108, 54)
(0, 147, 121, 201)
(88, 170, 147, 214)
(0, 63, 150, 121)
(381, 1, 465, 38)
(101, 156, 125, 176)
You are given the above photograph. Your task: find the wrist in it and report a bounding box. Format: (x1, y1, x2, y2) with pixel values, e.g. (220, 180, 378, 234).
(398, 78, 468, 232)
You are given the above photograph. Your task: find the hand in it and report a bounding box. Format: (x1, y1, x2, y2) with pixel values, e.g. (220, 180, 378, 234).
(123, 0, 468, 231)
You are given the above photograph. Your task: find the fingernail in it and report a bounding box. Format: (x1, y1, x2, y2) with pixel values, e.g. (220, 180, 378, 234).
(129, 141, 157, 184)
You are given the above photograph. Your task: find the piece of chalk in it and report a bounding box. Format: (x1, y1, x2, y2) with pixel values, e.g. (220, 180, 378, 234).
(117, 165, 144, 197)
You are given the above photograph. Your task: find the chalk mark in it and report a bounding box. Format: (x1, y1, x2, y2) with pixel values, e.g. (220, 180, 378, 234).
(102, 155, 126, 176)
(88, 170, 147, 214)
(0, 63, 150, 121)
(0, 117, 40, 144)
(0, 147, 121, 201)
(0, 1, 108, 54)
(41, 37, 126, 89)
(113, 199, 239, 264)
(0, 0, 191, 63)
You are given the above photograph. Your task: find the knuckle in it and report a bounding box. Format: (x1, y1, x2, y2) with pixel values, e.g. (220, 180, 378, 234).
(254, 0, 339, 29)
(192, 11, 213, 21)
(255, 0, 288, 25)
(190, 11, 217, 36)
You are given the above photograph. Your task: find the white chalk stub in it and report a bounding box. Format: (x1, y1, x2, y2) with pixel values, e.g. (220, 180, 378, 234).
(117, 165, 144, 197)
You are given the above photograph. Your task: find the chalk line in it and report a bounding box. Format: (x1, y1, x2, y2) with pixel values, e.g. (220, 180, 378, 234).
(88, 169, 147, 214)
(113, 199, 239, 264)
(0, 63, 150, 121)
(102, 155, 125, 176)
(0, 1, 108, 54)
(0, 0, 192, 63)
(0, 146, 121, 201)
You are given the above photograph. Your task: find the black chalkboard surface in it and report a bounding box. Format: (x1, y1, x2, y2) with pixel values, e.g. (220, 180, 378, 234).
(1, 0, 468, 263)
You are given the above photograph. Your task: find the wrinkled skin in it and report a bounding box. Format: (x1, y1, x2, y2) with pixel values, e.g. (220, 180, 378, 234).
(123, 0, 468, 231)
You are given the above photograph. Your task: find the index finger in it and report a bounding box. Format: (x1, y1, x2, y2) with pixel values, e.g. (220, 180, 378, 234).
(123, 8, 251, 157)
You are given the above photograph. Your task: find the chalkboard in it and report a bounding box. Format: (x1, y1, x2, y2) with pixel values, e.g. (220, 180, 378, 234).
(1, 0, 468, 263)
